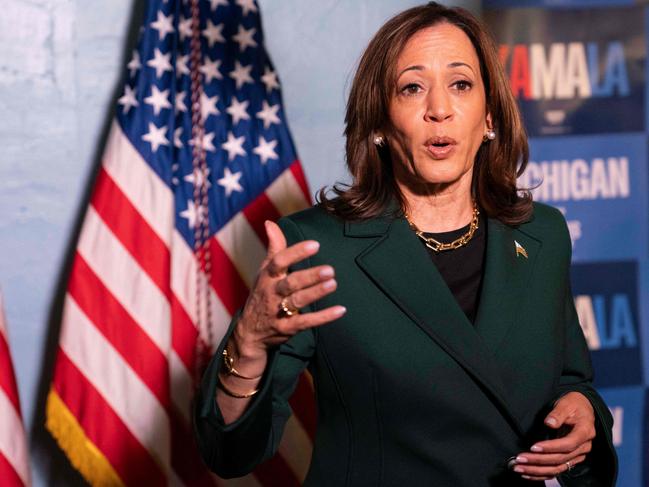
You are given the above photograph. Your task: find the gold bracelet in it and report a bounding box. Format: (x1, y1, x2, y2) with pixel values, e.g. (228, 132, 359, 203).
(222, 348, 263, 380)
(217, 375, 259, 399)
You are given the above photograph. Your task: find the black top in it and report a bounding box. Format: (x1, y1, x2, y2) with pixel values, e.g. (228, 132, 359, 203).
(418, 214, 487, 323)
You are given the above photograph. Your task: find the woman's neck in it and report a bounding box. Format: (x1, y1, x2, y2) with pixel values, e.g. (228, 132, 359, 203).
(399, 177, 474, 233)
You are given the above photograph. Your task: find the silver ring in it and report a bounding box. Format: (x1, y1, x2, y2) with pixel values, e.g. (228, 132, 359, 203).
(565, 460, 572, 472)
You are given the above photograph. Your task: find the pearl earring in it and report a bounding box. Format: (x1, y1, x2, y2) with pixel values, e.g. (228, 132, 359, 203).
(485, 130, 496, 141)
(373, 135, 385, 146)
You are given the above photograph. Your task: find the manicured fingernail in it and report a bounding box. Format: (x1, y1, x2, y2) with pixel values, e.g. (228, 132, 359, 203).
(545, 417, 558, 427)
(515, 456, 528, 463)
(334, 306, 347, 316)
(305, 241, 320, 251)
(319, 266, 334, 278)
(322, 279, 336, 290)
(531, 445, 543, 452)
(513, 466, 525, 473)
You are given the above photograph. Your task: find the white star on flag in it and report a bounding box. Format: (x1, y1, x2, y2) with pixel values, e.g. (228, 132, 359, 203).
(256, 100, 281, 129)
(226, 97, 250, 125)
(200, 92, 219, 120)
(222, 132, 246, 161)
(176, 54, 190, 77)
(190, 131, 217, 152)
(185, 167, 212, 188)
(210, 0, 228, 10)
(141, 122, 169, 152)
(230, 61, 254, 89)
(175, 91, 187, 112)
(127, 50, 141, 78)
(118, 85, 138, 113)
(174, 127, 183, 148)
(147, 48, 173, 78)
(200, 58, 223, 83)
(180, 200, 206, 228)
(236, 0, 258, 16)
(178, 16, 192, 41)
(202, 20, 225, 48)
(253, 136, 278, 164)
(144, 85, 172, 116)
(151, 10, 174, 39)
(233, 25, 257, 52)
(218, 167, 244, 196)
(261, 66, 280, 92)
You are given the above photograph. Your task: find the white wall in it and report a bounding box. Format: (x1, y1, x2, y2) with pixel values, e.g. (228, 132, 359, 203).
(0, 1, 478, 485)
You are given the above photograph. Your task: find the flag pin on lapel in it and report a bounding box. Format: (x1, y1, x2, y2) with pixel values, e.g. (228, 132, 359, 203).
(514, 240, 528, 258)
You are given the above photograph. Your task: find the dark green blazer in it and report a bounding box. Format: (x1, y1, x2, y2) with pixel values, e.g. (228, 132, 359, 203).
(194, 202, 617, 487)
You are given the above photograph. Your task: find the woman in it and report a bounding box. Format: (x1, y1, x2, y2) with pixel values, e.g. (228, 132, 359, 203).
(194, 3, 617, 485)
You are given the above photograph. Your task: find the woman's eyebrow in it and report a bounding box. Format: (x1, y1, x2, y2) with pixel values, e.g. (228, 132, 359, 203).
(397, 61, 475, 79)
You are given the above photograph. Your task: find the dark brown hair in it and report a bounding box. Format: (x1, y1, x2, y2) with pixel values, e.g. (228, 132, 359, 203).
(318, 2, 532, 225)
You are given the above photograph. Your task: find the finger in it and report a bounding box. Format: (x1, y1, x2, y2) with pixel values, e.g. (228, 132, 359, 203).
(531, 423, 594, 453)
(515, 455, 586, 479)
(292, 305, 347, 330)
(265, 220, 287, 256)
(515, 442, 591, 466)
(266, 240, 320, 277)
(545, 392, 593, 429)
(286, 278, 339, 310)
(276, 265, 335, 296)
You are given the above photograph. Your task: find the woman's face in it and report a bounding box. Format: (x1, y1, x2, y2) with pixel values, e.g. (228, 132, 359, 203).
(387, 22, 491, 192)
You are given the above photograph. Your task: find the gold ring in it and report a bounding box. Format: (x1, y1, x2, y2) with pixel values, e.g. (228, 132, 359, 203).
(565, 460, 572, 472)
(278, 297, 300, 317)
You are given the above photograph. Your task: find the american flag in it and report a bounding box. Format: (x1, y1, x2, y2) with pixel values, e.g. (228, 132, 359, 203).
(0, 291, 31, 487)
(46, 0, 315, 485)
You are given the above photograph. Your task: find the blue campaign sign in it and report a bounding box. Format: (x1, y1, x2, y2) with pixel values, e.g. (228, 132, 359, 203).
(640, 262, 649, 387)
(570, 262, 643, 388)
(520, 133, 648, 262)
(598, 386, 645, 487)
(483, 5, 645, 136)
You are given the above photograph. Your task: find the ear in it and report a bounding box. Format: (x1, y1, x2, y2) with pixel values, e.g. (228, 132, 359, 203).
(485, 112, 493, 131)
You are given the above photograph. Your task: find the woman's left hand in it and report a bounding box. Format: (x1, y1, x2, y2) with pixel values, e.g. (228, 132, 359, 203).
(512, 391, 596, 481)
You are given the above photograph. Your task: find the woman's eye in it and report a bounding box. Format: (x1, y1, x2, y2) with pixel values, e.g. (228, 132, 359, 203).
(400, 83, 422, 95)
(453, 80, 473, 91)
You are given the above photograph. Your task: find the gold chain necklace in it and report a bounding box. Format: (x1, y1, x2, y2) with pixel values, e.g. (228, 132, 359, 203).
(405, 202, 480, 253)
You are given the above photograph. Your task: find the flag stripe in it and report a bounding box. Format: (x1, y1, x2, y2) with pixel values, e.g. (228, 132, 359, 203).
(278, 414, 313, 483)
(68, 253, 170, 405)
(52, 350, 167, 486)
(207, 238, 249, 316)
(92, 166, 171, 299)
(289, 160, 312, 205)
(0, 450, 25, 487)
(216, 213, 266, 289)
(60, 294, 171, 471)
(0, 332, 20, 414)
(266, 164, 311, 216)
(77, 206, 171, 353)
(0, 388, 29, 486)
(103, 121, 173, 246)
(242, 191, 281, 246)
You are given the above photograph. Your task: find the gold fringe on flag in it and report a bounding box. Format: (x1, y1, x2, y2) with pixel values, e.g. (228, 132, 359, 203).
(45, 389, 125, 487)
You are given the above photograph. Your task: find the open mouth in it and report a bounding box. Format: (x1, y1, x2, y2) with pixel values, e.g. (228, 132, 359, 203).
(426, 136, 457, 158)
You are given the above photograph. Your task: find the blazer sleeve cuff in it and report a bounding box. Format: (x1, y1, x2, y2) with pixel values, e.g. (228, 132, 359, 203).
(193, 311, 281, 478)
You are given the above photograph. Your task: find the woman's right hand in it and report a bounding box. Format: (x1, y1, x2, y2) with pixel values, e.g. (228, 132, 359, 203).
(226, 220, 347, 378)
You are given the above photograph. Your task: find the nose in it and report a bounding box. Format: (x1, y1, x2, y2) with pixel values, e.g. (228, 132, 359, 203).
(424, 88, 453, 123)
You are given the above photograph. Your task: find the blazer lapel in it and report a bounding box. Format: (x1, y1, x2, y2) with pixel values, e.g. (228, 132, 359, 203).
(352, 216, 524, 436)
(475, 219, 542, 354)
